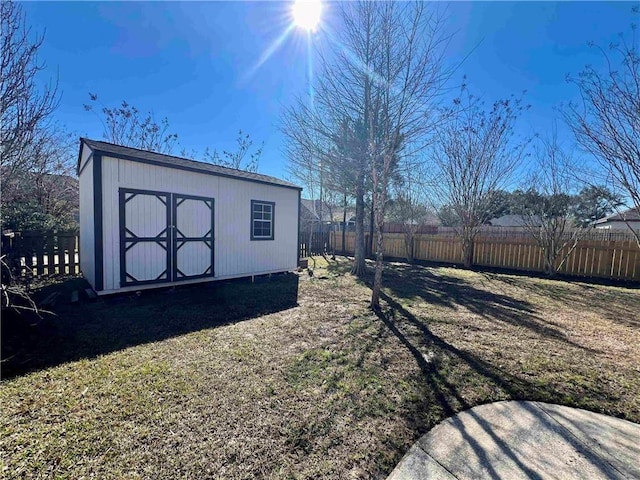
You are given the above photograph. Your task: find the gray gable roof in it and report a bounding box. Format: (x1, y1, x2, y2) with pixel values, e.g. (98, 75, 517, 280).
(488, 214, 541, 227)
(593, 208, 640, 224)
(79, 138, 301, 190)
(300, 199, 335, 222)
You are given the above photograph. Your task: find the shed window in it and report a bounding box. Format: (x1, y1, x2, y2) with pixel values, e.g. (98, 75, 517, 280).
(251, 200, 275, 240)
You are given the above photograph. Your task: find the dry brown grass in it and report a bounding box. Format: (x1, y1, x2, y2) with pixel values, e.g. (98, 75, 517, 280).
(1, 257, 639, 479)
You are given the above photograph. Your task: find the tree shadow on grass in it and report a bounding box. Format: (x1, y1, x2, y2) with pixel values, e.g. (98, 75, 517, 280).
(483, 272, 640, 328)
(337, 260, 601, 354)
(306, 258, 633, 477)
(374, 292, 551, 414)
(1, 273, 299, 380)
(374, 292, 629, 479)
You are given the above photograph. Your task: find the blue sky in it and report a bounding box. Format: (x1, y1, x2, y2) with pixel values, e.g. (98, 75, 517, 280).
(23, 1, 635, 184)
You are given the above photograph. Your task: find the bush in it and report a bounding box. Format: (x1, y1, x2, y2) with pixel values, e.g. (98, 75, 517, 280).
(1, 200, 78, 232)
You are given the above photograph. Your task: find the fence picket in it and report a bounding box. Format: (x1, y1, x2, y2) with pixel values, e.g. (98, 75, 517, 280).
(46, 235, 56, 275)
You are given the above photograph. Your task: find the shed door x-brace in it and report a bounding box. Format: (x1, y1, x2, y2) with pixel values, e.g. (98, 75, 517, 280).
(119, 188, 214, 287)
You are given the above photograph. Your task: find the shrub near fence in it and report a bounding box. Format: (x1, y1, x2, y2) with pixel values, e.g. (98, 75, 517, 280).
(1, 231, 80, 277)
(331, 232, 640, 282)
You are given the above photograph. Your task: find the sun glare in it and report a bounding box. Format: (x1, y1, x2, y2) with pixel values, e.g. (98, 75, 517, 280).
(292, 0, 322, 32)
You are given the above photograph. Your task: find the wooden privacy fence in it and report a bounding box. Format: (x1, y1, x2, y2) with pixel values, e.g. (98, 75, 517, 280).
(300, 230, 331, 258)
(331, 232, 640, 282)
(1, 231, 80, 277)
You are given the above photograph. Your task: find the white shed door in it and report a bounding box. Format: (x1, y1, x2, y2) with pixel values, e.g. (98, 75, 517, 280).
(119, 189, 214, 287)
(173, 195, 214, 280)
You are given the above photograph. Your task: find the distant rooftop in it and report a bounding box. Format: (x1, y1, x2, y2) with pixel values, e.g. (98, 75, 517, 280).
(593, 208, 640, 224)
(80, 138, 301, 190)
(488, 214, 541, 228)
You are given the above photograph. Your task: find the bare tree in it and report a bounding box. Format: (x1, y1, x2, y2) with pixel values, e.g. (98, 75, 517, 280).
(284, 128, 323, 264)
(433, 87, 529, 268)
(563, 11, 640, 246)
(202, 130, 263, 173)
(516, 133, 584, 277)
(0, 1, 78, 232)
(86, 94, 263, 173)
(0, 1, 59, 178)
(1, 127, 78, 231)
(84, 94, 178, 154)
(283, 2, 450, 309)
(338, 1, 451, 308)
(282, 114, 369, 273)
(389, 159, 433, 263)
(282, 1, 381, 278)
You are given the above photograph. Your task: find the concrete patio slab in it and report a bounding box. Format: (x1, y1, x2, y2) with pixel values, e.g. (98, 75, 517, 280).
(387, 401, 640, 480)
(389, 444, 456, 480)
(534, 401, 640, 479)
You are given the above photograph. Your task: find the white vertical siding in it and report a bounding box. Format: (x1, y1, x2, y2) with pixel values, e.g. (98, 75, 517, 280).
(99, 156, 299, 293)
(78, 151, 95, 289)
(102, 157, 120, 291)
(216, 179, 298, 277)
(78, 145, 92, 172)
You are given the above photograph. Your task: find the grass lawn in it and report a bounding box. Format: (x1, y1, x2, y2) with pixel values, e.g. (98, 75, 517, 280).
(1, 257, 639, 479)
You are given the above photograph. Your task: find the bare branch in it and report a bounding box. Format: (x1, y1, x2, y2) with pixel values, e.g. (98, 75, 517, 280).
(563, 16, 640, 246)
(432, 86, 530, 267)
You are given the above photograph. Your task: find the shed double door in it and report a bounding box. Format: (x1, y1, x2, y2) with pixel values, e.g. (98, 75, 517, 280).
(119, 188, 214, 287)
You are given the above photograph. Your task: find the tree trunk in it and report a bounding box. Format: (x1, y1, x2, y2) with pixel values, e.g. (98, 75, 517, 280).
(342, 193, 347, 255)
(546, 261, 556, 277)
(404, 231, 414, 263)
(371, 163, 390, 310)
(368, 197, 375, 257)
(461, 230, 474, 269)
(544, 248, 557, 277)
(351, 177, 367, 276)
(370, 226, 384, 309)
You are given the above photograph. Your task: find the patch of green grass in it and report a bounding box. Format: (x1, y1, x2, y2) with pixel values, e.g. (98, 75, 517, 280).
(1, 258, 639, 478)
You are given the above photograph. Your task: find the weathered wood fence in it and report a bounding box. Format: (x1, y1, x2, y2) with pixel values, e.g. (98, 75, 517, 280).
(1, 231, 80, 277)
(300, 230, 331, 258)
(331, 232, 640, 282)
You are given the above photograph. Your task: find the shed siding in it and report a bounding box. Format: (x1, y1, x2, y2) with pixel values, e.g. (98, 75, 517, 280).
(100, 156, 298, 293)
(78, 145, 92, 173)
(102, 158, 119, 291)
(595, 221, 640, 232)
(79, 153, 95, 288)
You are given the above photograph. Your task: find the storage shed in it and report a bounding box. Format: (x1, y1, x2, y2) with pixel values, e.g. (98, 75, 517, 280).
(78, 138, 301, 295)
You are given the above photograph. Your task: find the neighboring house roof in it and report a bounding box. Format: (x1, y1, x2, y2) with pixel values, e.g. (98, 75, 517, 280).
(301, 199, 330, 222)
(488, 214, 542, 227)
(593, 208, 640, 225)
(412, 213, 441, 226)
(300, 199, 353, 223)
(79, 138, 301, 190)
(300, 200, 319, 224)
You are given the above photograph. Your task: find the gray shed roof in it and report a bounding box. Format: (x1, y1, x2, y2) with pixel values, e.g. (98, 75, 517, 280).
(79, 138, 301, 190)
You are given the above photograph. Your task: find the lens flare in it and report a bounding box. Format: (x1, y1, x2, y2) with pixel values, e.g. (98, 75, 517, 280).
(292, 0, 322, 32)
